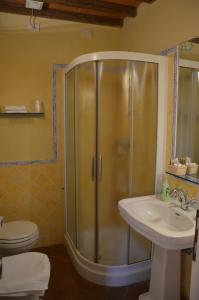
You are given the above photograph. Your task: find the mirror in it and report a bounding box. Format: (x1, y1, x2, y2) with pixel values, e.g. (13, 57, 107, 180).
(170, 38, 199, 184)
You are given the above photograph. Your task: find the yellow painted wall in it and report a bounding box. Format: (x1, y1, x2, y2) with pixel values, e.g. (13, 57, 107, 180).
(120, 2, 199, 298)
(0, 22, 122, 247)
(0, 64, 54, 162)
(164, 51, 198, 300)
(0, 69, 64, 247)
(121, 0, 199, 54)
(1, 3, 199, 296)
(180, 44, 199, 61)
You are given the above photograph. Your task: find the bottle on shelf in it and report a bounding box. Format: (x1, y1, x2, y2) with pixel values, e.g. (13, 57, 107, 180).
(34, 100, 44, 113)
(162, 174, 170, 202)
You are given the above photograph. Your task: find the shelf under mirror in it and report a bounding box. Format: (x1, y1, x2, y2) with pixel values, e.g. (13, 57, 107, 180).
(166, 171, 199, 185)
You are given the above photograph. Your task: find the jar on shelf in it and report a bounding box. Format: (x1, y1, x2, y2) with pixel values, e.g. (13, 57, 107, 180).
(34, 100, 44, 113)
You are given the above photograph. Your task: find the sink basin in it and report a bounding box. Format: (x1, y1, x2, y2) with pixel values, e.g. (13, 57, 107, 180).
(119, 195, 195, 250)
(119, 195, 196, 300)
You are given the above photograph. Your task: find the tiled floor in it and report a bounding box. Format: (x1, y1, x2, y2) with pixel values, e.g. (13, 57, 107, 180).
(37, 245, 149, 300)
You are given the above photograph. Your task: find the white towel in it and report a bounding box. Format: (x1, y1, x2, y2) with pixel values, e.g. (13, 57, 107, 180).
(5, 110, 28, 113)
(4, 106, 28, 112)
(0, 252, 50, 295)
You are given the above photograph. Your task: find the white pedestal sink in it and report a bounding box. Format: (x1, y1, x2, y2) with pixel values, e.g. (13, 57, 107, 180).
(119, 195, 195, 300)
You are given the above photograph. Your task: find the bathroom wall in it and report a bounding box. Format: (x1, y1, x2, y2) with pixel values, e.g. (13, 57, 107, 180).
(0, 56, 54, 162)
(1, 3, 198, 296)
(165, 52, 198, 300)
(0, 20, 122, 247)
(119, 2, 199, 299)
(1, 0, 198, 248)
(121, 0, 199, 54)
(180, 44, 199, 61)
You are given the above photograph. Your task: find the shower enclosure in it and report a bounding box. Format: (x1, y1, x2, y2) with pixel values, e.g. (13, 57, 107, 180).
(64, 52, 166, 286)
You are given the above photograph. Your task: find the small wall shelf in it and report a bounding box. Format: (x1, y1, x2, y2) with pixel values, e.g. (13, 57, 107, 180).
(166, 171, 199, 185)
(0, 112, 44, 117)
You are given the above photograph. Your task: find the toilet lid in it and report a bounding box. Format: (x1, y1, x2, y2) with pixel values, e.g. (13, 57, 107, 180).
(0, 221, 38, 240)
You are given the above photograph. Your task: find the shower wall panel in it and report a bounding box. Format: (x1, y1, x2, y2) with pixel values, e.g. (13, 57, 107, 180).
(97, 61, 130, 265)
(75, 63, 96, 261)
(129, 62, 158, 264)
(65, 70, 76, 246)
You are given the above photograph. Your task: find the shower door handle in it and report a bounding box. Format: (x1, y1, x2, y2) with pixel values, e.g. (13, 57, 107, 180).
(91, 157, 96, 181)
(98, 155, 102, 180)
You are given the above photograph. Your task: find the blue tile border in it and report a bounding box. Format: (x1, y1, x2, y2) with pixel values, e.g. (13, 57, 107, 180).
(0, 63, 67, 167)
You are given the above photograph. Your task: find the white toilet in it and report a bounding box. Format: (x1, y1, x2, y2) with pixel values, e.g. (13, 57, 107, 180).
(0, 252, 50, 299)
(0, 220, 50, 299)
(0, 220, 39, 256)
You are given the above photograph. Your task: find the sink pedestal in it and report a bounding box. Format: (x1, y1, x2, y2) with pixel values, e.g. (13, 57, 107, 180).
(139, 245, 180, 300)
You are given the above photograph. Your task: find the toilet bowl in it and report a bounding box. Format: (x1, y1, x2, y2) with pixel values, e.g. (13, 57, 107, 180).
(0, 221, 39, 256)
(0, 252, 50, 299)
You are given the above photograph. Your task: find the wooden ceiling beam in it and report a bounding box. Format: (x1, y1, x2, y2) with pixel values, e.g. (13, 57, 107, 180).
(0, 0, 123, 27)
(45, 0, 137, 17)
(144, 0, 157, 3)
(102, 0, 156, 6)
(189, 38, 199, 44)
(102, 0, 141, 7)
(48, 2, 129, 19)
(0, 0, 157, 27)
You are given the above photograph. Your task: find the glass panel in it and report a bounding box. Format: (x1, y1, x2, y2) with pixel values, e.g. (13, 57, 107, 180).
(129, 61, 158, 263)
(177, 67, 193, 159)
(97, 61, 130, 265)
(75, 62, 96, 261)
(192, 70, 199, 163)
(129, 230, 152, 263)
(65, 70, 76, 245)
(131, 61, 158, 196)
(66, 59, 159, 266)
(177, 67, 199, 164)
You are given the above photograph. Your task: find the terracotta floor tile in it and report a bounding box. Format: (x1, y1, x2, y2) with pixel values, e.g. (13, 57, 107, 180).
(36, 245, 149, 300)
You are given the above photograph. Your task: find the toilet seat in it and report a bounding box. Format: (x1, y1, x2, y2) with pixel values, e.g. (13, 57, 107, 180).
(0, 252, 50, 297)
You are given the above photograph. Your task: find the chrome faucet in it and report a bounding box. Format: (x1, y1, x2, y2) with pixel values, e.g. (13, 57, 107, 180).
(169, 188, 197, 210)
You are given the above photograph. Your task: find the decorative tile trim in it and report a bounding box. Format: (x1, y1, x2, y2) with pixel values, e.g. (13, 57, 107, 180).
(0, 63, 67, 167)
(161, 47, 178, 159)
(52, 64, 67, 163)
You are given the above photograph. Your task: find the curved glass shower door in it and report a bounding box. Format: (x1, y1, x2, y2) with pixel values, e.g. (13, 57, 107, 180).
(65, 54, 160, 267)
(128, 61, 158, 264)
(97, 61, 130, 265)
(97, 60, 157, 265)
(75, 62, 96, 261)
